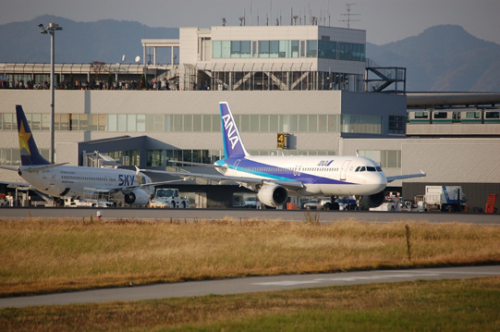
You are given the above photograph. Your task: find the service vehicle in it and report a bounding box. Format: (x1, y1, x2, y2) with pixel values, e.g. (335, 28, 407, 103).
(369, 192, 402, 211)
(149, 188, 190, 208)
(64, 197, 113, 208)
(424, 186, 466, 212)
(244, 196, 262, 209)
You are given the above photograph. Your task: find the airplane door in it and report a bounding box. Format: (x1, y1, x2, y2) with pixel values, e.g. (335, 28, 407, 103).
(340, 160, 351, 180)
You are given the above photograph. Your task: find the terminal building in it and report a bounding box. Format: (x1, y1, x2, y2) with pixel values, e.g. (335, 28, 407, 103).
(0, 24, 499, 210)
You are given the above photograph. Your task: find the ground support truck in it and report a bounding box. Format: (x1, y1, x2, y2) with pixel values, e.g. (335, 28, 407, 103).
(149, 188, 190, 208)
(423, 186, 466, 212)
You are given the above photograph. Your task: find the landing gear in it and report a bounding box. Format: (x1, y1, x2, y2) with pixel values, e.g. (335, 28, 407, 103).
(330, 196, 340, 210)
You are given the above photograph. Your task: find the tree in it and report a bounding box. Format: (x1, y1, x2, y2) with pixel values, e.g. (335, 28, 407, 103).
(107, 72, 114, 90)
(89, 61, 108, 84)
(140, 73, 146, 90)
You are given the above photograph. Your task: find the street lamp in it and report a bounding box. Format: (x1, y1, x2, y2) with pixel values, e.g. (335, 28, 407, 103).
(38, 22, 63, 164)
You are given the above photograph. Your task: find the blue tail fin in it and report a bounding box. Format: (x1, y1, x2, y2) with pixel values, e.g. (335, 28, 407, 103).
(16, 105, 51, 166)
(219, 102, 249, 159)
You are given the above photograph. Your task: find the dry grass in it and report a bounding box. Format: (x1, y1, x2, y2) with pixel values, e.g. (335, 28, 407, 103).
(1, 217, 500, 296)
(1, 277, 500, 331)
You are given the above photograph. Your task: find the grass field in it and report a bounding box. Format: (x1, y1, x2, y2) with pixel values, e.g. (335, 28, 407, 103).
(1, 217, 499, 296)
(1, 277, 499, 331)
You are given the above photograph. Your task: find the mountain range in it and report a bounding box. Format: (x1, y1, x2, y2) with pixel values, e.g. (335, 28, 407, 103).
(367, 25, 500, 92)
(1, 16, 499, 92)
(0, 15, 178, 65)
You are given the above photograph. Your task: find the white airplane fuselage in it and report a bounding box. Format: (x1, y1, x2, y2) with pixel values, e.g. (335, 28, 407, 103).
(216, 155, 387, 197)
(19, 165, 153, 199)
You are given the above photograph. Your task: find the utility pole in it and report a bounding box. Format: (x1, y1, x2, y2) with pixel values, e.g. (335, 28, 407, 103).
(38, 22, 63, 164)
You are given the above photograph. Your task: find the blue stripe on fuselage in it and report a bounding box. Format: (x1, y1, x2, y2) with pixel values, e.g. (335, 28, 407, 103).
(224, 158, 356, 185)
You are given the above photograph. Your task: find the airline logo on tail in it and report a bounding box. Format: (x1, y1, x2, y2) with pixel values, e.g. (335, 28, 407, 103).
(16, 105, 51, 166)
(219, 102, 248, 159)
(222, 114, 239, 149)
(18, 121, 32, 155)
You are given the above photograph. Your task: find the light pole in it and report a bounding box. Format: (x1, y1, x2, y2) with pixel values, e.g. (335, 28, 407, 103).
(38, 22, 63, 164)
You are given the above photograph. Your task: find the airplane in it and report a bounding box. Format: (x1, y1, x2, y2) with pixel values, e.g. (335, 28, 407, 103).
(0, 105, 175, 207)
(140, 101, 426, 209)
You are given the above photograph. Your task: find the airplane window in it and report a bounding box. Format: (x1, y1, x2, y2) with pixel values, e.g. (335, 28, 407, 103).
(360, 167, 366, 172)
(376, 167, 382, 172)
(355, 166, 360, 172)
(367, 166, 376, 172)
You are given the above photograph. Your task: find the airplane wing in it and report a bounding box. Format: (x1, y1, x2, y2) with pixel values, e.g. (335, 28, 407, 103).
(0, 165, 18, 171)
(0, 181, 31, 189)
(386, 171, 426, 183)
(139, 169, 304, 190)
(0, 163, 69, 173)
(103, 179, 187, 194)
(168, 160, 224, 169)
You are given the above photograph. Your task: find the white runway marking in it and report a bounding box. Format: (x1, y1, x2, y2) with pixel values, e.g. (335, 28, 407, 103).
(254, 273, 441, 286)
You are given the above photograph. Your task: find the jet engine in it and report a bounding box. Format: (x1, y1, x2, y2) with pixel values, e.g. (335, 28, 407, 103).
(124, 189, 150, 206)
(358, 191, 385, 209)
(256, 185, 288, 208)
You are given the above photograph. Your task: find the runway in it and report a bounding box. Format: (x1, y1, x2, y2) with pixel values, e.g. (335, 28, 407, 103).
(1, 265, 499, 308)
(1, 207, 499, 224)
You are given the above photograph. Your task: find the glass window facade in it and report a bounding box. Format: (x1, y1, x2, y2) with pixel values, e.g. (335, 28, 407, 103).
(258, 41, 269, 58)
(104, 149, 140, 166)
(388, 115, 406, 134)
(306, 40, 317, 57)
(357, 150, 401, 168)
(1, 148, 49, 165)
(341, 115, 382, 134)
(318, 40, 337, 59)
(141, 149, 336, 167)
(212, 39, 365, 62)
(228, 41, 251, 58)
(339, 42, 365, 61)
(0, 113, 381, 135)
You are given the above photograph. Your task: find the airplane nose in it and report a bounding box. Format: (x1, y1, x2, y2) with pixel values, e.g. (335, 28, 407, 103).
(380, 172, 387, 185)
(365, 172, 387, 193)
(378, 173, 388, 191)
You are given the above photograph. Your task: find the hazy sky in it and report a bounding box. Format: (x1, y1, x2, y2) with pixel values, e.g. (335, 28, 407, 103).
(2, 0, 499, 45)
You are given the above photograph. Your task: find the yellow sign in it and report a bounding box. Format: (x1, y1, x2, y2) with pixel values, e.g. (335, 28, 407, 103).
(277, 133, 286, 149)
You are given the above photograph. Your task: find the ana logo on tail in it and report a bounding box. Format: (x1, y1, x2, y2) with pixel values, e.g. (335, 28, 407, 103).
(219, 102, 248, 159)
(222, 114, 240, 150)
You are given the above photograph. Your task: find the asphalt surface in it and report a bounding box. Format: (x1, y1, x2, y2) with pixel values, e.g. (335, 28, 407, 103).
(1, 207, 499, 224)
(1, 265, 499, 308)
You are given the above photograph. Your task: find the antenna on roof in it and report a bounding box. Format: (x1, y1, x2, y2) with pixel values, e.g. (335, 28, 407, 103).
(327, 0, 331, 26)
(340, 3, 360, 29)
(250, 0, 252, 26)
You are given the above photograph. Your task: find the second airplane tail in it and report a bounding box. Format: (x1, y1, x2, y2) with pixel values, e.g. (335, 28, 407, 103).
(219, 102, 250, 159)
(16, 105, 51, 166)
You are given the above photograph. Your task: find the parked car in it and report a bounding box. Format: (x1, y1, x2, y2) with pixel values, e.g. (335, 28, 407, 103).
(244, 196, 261, 209)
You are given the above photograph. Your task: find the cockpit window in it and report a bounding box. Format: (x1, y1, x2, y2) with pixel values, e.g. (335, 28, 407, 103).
(355, 166, 360, 172)
(367, 166, 376, 172)
(360, 166, 366, 172)
(376, 166, 382, 172)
